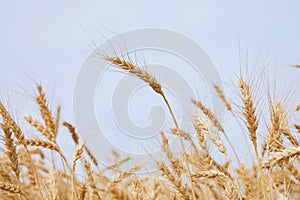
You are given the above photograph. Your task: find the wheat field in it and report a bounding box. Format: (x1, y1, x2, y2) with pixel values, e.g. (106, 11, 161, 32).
(0, 55, 300, 200)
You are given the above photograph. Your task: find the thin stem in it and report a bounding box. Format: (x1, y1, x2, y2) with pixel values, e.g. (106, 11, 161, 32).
(161, 94, 196, 200)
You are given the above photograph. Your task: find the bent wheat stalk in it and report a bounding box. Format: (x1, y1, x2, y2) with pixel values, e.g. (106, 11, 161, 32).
(104, 55, 196, 200)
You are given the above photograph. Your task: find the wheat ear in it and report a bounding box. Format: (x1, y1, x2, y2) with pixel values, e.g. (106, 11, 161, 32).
(1, 123, 19, 180)
(36, 85, 56, 135)
(0, 181, 20, 194)
(0, 101, 24, 144)
(191, 99, 240, 163)
(213, 84, 232, 110)
(238, 76, 268, 198)
(24, 115, 56, 143)
(262, 146, 300, 169)
(238, 77, 259, 157)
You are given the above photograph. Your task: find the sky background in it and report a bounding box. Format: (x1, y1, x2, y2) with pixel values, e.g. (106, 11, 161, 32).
(0, 0, 300, 167)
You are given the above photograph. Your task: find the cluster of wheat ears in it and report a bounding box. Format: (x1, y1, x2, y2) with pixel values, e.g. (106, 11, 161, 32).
(0, 54, 300, 200)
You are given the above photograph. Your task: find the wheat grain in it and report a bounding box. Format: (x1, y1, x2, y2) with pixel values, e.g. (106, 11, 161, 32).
(296, 103, 300, 111)
(54, 105, 61, 137)
(295, 124, 300, 133)
(0, 181, 21, 194)
(292, 64, 300, 68)
(79, 184, 87, 200)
